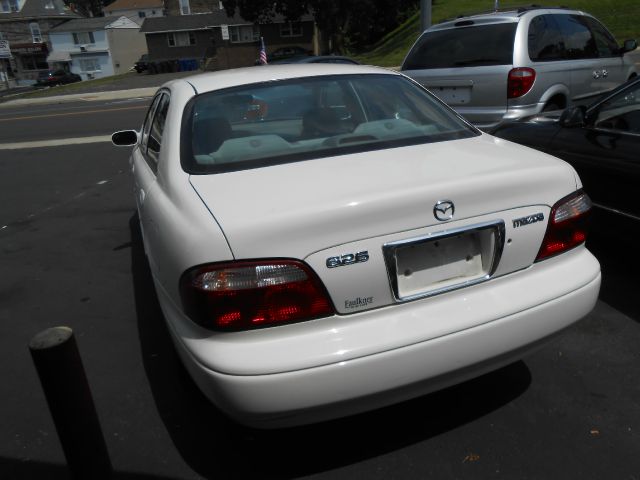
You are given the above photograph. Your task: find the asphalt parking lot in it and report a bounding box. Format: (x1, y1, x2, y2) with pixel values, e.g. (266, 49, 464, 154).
(1, 111, 640, 479)
(2, 55, 640, 478)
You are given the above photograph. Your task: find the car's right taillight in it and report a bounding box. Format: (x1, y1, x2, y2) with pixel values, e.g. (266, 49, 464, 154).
(536, 190, 592, 262)
(507, 67, 536, 99)
(179, 259, 335, 331)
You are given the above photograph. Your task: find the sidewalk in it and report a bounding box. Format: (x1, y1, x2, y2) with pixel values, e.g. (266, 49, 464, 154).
(0, 87, 158, 108)
(0, 70, 195, 108)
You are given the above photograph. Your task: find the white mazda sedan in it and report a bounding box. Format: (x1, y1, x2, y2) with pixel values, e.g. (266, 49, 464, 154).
(113, 64, 600, 428)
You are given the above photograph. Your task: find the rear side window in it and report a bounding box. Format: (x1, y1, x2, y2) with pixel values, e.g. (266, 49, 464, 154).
(147, 93, 170, 168)
(402, 23, 517, 70)
(553, 15, 598, 60)
(528, 14, 565, 61)
(583, 17, 620, 58)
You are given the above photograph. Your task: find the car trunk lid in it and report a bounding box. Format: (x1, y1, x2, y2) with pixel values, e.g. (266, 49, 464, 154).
(190, 134, 576, 260)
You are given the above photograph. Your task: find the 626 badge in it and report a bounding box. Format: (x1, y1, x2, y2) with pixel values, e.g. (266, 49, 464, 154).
(326, 251, 369, 268)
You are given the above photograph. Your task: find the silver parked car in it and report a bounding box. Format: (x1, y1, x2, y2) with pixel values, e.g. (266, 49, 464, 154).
(402, 6, 637, 129)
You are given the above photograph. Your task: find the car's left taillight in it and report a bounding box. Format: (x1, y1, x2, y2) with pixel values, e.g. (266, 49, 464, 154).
(179, 259, 335, 331)
(507, 67, 536, 99)
(536, 190, 592, 262)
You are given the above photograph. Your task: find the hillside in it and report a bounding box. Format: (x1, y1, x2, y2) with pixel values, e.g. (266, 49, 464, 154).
(355, 0, 640, 67)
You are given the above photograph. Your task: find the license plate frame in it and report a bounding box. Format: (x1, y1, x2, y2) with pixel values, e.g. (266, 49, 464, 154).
(383, 221, 505, 302)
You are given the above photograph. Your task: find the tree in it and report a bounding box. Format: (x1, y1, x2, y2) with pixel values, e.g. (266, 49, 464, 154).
(220, 0, 417, 53)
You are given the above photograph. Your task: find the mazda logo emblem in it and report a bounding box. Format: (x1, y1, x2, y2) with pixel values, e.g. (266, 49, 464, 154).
(434, 200, 455, 221)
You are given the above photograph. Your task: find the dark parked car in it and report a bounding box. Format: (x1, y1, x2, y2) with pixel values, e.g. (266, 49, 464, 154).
(267, 46, 312, 61)
(269, 55, 360, 65)
(491, 75, 640, 220)
(134, 54, 149, 73)
(35, 69, 81, 87)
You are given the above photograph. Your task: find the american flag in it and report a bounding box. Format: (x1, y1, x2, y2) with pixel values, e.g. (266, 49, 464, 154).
(259, 37, 268, 65)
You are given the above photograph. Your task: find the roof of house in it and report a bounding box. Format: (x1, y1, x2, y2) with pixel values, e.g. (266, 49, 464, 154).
(0, 0, 80, 20)
(104, 0, 163, 12)
(49, 15, 138, 32)
(140, 11, 314, 33)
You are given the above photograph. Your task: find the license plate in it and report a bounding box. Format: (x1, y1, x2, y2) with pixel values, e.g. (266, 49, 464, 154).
(384, 221, 504, 302)
(431, 86, 471, 105)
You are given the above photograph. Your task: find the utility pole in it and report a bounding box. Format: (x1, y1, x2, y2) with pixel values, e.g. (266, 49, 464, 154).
(420, 0, 432, 32)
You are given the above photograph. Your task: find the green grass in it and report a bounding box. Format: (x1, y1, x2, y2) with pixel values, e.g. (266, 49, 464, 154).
(17, 71, 138, 99)
(355, 0, 640, 67)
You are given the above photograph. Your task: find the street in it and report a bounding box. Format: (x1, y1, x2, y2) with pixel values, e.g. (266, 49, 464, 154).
(0, 98, 149, 144)
(1, 99, 640, 480)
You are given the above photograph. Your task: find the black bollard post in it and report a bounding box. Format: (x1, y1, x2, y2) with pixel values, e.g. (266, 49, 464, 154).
(29, 326, 113, 480)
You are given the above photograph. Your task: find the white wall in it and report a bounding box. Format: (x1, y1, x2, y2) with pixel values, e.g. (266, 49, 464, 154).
(50, 30, 113, 80)
(105, 8, 163, 26)
(70, 52, 113, 80)
(49, 30, 109, 52)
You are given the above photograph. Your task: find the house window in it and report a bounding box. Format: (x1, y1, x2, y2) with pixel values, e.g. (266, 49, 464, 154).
(73, 32, 95, 44)
(2, 0, 18, 12)
(138, 11, 146, 18)
(280, 22, 302, 38)
(21, 54, 48, 70)
(0, 31, 4, 40)
(30, 23, 42, 43)
(179, 0, 190, 15)
(79, 58, 100, 72)
(229, 25, 259, 43)
(167, 31, 196, 47)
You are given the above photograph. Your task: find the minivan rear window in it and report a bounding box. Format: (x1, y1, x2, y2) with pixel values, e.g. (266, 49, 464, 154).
(402, 23, 517, 70)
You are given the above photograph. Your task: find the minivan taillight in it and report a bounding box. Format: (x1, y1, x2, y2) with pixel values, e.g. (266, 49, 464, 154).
(508, 67, 536, 99)
(536, 190, 592, 261)
(179, 260, 335, 330)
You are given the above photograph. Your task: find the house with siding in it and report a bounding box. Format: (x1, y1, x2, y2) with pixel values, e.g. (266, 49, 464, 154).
(48, 15, 146, 80)
(103, 0, 164, 26)
(0, 0, 79, 85)
(140, 9, 317, 71)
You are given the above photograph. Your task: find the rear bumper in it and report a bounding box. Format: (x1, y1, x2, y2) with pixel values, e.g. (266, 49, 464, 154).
(158, 248, 600, 428)
(456, 102, 542, 130)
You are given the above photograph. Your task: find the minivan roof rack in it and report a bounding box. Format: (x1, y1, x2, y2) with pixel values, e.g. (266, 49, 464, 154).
(447, 5, 571, 22)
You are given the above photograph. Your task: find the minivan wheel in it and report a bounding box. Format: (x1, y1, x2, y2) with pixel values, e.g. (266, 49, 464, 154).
(542, 102, 562, 112)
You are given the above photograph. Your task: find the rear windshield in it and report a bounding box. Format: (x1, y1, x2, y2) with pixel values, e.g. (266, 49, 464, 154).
(402, 23, 517, 70)
(181, 74, 478, 174)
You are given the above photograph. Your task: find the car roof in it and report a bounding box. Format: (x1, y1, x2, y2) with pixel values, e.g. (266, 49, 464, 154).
(430, 6, 586, 31)
(178, 64, 395, 95)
